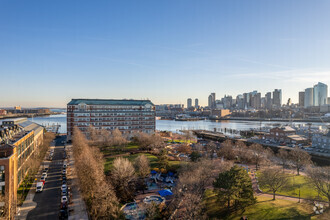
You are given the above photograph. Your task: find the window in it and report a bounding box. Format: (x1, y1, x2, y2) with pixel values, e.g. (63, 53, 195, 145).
(0, 166, 4, 182)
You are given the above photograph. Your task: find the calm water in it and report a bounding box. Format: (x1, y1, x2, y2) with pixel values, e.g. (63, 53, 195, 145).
(25, 114, 326, 134)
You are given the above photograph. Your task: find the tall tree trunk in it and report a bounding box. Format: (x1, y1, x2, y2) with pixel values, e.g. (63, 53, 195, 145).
(273, 191, 276, 200)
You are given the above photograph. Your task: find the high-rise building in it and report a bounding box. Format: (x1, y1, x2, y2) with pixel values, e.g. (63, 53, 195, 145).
(251, 92, 261, 109)
(208, 95, 213, 108)
(208, 93, 216, 109)
(328, 97, 330, 104)
(194, 98, 199, 108)
(265, 92, 272, 109)
(313, 82, 328, 107)
(272, 89, 282, 108)
(299, 91, 305, 107)
(236, 94, 244, 109)
(67, 99, 155, 140)
(187, 98, 192, 109)
(304, 88, 314, 108)
(211, 93, 216, 108)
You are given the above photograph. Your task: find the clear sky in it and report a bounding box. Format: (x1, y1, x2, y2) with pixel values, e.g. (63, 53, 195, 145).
(1, 0, 330, 108)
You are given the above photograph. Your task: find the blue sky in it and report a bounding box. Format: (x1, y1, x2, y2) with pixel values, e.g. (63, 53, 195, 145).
(1, 0, 330, 107)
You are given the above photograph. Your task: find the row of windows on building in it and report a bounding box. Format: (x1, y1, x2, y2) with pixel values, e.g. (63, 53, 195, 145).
(73, 112, 154, 117)
(73, 117, 154, 122)
(70, 105, 149, 109)
(17, 135, 34, 156)
(79, 125, 155, 131)
(76, 123, 155, 128)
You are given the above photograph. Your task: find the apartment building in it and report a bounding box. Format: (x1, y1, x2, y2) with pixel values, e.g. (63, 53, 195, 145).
(67, 99, 155, 140)
(0, 118, 44, 218)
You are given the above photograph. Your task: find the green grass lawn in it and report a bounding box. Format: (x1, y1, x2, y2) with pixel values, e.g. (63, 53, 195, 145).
(205, 190, 315, 220)
(167, 139, 197, 144)
(258, 173, 326, 201)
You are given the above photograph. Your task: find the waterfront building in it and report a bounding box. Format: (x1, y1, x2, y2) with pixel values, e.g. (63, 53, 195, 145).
(272, 89, 282, 108)
(187, 98, 192, 109)
(304, 88, 314, 108)
(313, 82, 328, 107)
(194, 98, 199, 108)
(67, 99, 155, 140)
(299, 91, 305, 107)
(0, 118, 44, 218)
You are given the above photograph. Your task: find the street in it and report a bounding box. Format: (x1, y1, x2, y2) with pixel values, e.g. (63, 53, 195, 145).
(27, 135, 67, 220)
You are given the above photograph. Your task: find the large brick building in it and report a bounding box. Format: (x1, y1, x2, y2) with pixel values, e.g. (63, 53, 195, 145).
(0, 118, 44, 218)
(67, 99, 155, 140)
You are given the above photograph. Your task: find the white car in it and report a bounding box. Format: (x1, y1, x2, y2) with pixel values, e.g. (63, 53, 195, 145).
(61, 196, 68, 204)
(36, 182, 44, 192)
(42, 172, 47, 178)
(61, 184, 67, 191)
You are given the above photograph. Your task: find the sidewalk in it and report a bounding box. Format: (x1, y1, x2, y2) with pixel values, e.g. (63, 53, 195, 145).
(66, 144, 89, 220)
(15, 142, 55, 220)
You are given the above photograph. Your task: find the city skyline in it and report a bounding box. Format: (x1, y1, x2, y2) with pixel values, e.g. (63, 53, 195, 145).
(1, 0, 330, 107)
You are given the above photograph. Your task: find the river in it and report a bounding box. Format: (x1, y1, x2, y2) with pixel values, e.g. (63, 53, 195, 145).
(24, 114, 327, 134)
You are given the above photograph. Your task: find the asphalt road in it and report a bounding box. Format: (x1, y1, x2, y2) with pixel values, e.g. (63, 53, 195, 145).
(27, 135, 67, 220)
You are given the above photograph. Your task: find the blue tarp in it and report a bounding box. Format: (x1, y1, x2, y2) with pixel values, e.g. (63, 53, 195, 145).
(151, 170, 157, 174)
(168, 172, 174, 177)
(158, 189, 173, 197)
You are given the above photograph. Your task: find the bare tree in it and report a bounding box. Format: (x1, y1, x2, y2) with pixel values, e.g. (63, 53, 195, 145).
(72, 127, 119, 218)
(250, 143, 266, 170)
(177, 144, 192, 155)
(135, 132, 165, 152)
(111, 157, 136, 202)
(306, 166, 330, 204)
(277, 149, 290, 171)
(218, 140, 235, 160)
(289, 147, 311, 175)
(110, 128, 128, 147)
(258, 167, 289, 200)
(134, 154, 150, 178)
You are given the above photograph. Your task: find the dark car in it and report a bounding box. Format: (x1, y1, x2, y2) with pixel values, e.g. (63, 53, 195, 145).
(58, 209, 68, 219)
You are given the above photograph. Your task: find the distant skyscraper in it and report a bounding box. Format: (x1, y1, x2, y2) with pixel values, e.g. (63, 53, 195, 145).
(304, 88, 314, 108)
(187, 98, 192, 108)
(211, 93, 216, 108)
(195, 98, 199, 108)
(299, 91, 305, 107)
(272, 89, 282, 108)
(236, 94, 244, 109)
(208, 93, 216, 109)
(265, 92, 272, 109)
(313, 82, 328, 106)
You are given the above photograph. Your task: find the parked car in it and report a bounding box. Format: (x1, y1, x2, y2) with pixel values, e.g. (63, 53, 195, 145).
(36, 182, 44, 193)
(58, 209, 68, 219)
(62, 175, 67, 181)
(61, 196, 68, 204)
(42, 172, 47, 178)
(61, 189, 67, 196)
(41, 176, 46, 182)
(61, 184, 67, 191)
